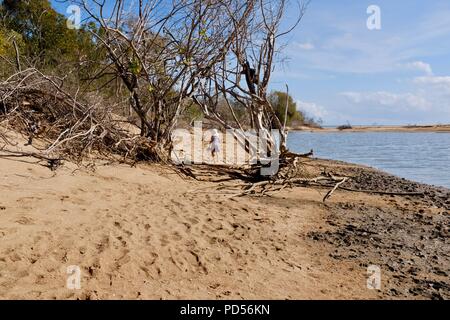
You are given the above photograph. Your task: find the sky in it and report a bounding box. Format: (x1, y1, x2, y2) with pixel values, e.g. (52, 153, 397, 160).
(52, 0, 450, 125)
(271, 0, 450, 125)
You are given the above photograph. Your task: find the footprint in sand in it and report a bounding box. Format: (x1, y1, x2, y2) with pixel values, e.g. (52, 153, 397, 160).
(160, 235, 169, 247)
(182, 222, 192, 232)
(172, 232, 183, 241)
(186, 217, 200, 225)
(144, 235, 153, 244)
(9, 251, 22, 262)
(115, 249, 131, 268)
(15, 216, 34, 225)
(116, 236, 127, 247)
(96, 235, 110, 253)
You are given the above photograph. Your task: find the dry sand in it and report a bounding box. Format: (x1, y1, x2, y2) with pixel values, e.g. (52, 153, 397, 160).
(0, 133, 449, 300)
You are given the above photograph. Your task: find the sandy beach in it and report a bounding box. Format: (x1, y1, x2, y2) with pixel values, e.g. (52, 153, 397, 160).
(1, 0, 450, 304)
(0, 132, 448, 300)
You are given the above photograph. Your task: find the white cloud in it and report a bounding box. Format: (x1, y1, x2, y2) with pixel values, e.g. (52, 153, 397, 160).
(414, 76, 450, 86)
(335, 67, 450, 124)
(341, 91, 431, 111)
(414, 76, 450, 97)
(405, 61, 433, 75)
(283, 6, 450, 74)
(296, 42, 315, 50)
(297, 100, 328, 119)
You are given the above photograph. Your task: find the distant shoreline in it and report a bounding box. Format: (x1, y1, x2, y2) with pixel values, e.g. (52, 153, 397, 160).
(290, 124, 450, 133)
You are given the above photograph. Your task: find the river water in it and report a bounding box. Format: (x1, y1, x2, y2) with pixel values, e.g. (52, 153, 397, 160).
(287, 131, 450, 188)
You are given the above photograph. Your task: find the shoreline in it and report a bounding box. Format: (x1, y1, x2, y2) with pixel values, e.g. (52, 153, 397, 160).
(313, 157, 450, 190)
(289, 124, 450, 133)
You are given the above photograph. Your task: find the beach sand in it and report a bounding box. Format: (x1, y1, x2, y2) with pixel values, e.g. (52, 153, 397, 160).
(0, 132, 449, 300)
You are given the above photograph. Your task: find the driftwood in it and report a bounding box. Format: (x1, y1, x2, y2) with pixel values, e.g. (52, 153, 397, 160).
(0, 69, 164, 164)
(177, 151, 426, 201)
(0, 150, 64, 170)
(175, 150, 348, 199)
(323, 177, 348, 202)
(225, 175, 350, 198)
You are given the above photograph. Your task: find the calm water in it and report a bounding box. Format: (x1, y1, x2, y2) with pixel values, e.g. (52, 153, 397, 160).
(287, 131, 450, 188)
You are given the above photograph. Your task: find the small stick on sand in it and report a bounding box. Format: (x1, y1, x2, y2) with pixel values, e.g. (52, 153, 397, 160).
(323, 177, 348, 202)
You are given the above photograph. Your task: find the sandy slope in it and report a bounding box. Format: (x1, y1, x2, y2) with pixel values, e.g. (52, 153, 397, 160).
(0, 133, 448, 300)
(0, 157, 381, 299)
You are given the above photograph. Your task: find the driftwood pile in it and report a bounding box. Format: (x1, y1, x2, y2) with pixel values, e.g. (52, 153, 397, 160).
(178, 152, 351, 202)
(0, 69, 162, 164)
(178, 151, 426, 202)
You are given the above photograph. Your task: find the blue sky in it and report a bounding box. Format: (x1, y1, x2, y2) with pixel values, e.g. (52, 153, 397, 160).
(52, 0, 450, 125)
(271, 0, 450, 125)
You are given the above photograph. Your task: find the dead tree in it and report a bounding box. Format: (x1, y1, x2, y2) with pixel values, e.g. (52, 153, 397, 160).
(193, 0, 309, 161)
(76, 0, 258, 161)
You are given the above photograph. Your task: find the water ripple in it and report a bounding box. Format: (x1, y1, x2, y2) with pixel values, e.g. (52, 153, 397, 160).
(288, 132, 450, 188)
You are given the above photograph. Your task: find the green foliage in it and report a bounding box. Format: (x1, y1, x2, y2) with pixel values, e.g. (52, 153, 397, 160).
(0, 28, 23, 56)
(268, 91, 304, 126)
(184, 103, 204, 122)
(0, 0, 99, 68)
(0, 27, 25, 78)
(129, 56, 142, 75)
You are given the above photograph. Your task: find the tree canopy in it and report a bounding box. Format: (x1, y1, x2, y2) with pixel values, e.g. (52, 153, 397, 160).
(0, 0, 97, 68)
(268, 91, 304, 127)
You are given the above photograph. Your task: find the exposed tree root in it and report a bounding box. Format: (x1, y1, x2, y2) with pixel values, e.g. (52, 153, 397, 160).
(0, 150, 64, 171)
